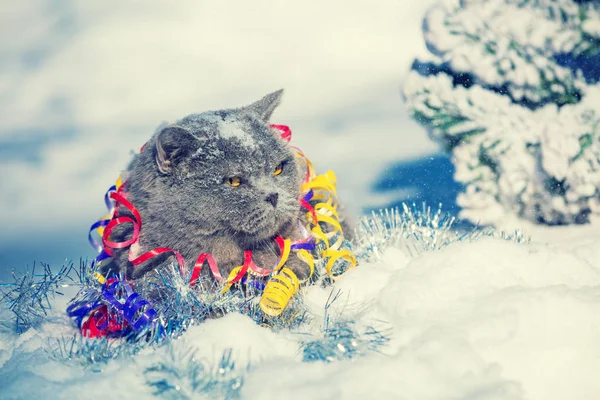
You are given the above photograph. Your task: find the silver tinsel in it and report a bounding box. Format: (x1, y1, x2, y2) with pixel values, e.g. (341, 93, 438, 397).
(300, 289, 391, 363)
(39, 259, 312, 369)
(0, 204, 532, 398)
(301, 320, 390, 363)
(144, 346, 245, 400)
(0, 261, 79, 333)
(354, 203, 528, 263)
(134, 263, 311, 337)
(47, 334, 138, 368)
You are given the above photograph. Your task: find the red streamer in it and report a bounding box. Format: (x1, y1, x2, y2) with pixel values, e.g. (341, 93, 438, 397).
(270, 124, 292, 142)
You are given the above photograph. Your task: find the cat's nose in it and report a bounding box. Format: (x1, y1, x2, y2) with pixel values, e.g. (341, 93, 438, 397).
(266, 193, 279, 207)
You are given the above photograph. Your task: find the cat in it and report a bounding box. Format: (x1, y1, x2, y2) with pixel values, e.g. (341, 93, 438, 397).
(100, 90, 316, 283)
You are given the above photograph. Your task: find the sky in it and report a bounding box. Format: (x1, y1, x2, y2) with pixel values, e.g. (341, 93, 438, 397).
(0, 0, 443, 278)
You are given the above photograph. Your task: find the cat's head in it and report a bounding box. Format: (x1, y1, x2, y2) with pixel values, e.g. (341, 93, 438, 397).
(143, 90, 303, 242)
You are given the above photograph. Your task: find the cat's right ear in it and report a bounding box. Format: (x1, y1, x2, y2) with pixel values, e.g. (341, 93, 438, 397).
(244, 89, 284, 122)
(155, 125, 198, 174)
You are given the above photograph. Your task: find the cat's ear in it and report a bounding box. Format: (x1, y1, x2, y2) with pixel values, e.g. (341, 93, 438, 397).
(244, 89, 284, 122)
(155, 125, 199, 174)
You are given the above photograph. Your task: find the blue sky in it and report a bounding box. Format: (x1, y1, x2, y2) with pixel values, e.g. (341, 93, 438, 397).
(0, 0, 444, 279)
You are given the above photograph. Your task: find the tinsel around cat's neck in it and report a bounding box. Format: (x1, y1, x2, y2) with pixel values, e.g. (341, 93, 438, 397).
(70, 124, 356, 339)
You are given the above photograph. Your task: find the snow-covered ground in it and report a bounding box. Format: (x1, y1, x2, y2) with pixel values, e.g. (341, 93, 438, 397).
(2, 218, 599, 400)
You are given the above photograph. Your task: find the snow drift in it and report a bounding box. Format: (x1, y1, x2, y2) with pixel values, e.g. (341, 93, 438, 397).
(1, 208, 599, 400)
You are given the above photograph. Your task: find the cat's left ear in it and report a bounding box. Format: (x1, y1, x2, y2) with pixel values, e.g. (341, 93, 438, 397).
(244, 89, 284, 122)
(155, 125, 199, 174)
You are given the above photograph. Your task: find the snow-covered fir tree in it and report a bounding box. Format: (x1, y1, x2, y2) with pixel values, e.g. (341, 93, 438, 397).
(404, 0, 600, 225)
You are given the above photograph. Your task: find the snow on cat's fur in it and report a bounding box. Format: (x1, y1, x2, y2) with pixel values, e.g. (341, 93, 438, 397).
(102, 90, 312, 281)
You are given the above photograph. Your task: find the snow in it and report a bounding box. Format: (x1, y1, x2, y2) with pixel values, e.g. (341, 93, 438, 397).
(404, 0, 600, 225)
(218, 120, 257, 149)
(173, 313, 298, 366)
(2, 223, 600, 399)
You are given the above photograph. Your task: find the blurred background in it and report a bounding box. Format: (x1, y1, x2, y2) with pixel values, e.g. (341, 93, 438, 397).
(0, 0, 445, 278)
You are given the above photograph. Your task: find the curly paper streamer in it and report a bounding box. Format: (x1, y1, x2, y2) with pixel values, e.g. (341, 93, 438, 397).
(294, 250, 315, 284)
(297, 170, 357, 279)
(66, 292, 104, 329)
(67, 286, 128, 338)
(188, 254, 221, 286)
(68, 274, 164, 338)
(187, 236, 291, 291)
(102, 277, 162, 334)
(270, 124, 292, 142)
(88, 178, 123, 254)
(80, 305, 127, 338)
(259, 267, 299, 316)
(322, 249, 357, 280)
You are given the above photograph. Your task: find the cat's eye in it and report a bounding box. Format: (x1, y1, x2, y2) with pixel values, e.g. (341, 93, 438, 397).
(273, 162, 285, 176)
(225, 177, 242, 187)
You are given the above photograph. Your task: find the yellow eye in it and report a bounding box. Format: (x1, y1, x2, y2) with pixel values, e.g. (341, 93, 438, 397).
(273, 162, 284, 176)
(225, 177, 242, 187)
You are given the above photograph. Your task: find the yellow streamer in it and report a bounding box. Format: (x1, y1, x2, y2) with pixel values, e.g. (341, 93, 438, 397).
(258, 156, 357, 316)
(314, 214, 342, 234)
(93, 271, 106, 284)
(310, 224, 330, 247)
(221, 266, 245, 294)
(301, 171, 338, 196)
(259, 267, 299, 316)
(295, 250, 315, 284)
(314, 202, 339, 218)
(322, 249, 357, 280)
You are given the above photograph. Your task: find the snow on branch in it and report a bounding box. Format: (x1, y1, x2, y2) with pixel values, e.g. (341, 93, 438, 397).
(404, 0, 600, 225)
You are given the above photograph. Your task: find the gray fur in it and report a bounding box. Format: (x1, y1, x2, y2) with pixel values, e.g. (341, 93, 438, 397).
(102, 90, 311, 281)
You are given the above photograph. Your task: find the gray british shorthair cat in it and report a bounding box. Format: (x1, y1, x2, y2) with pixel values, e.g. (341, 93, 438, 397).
(101, 90, 313, 282)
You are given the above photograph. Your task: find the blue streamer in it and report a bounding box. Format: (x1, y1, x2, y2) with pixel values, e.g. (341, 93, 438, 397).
(104, 184, 117, 211)
(66, 296, 104, 329)
(102, 278, 163, 336)
(240, 275, 266, 291)
(88, 219, 110, 253)
(88, 183, 118, 258)
(302, 189, 314, 202)
(291, 241, 316, 251)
